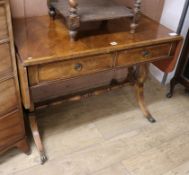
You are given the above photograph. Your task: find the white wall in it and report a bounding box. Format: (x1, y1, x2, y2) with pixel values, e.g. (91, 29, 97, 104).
(161, 0, 186, 31)
(150, 0, 186, 84)
(165, 5, 189, 83)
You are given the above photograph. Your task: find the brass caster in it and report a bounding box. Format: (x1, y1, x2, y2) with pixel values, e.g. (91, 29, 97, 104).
(40, 154, 48, 165)
(147, 115, 156, 123)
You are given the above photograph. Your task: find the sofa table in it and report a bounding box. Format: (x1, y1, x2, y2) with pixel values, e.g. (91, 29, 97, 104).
(13, 15, 182, 164)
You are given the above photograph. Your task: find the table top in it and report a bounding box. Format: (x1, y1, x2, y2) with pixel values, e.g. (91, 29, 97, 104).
(13, 15, 182, 66)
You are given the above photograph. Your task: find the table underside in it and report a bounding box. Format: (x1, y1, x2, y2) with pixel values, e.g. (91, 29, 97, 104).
(51, 0, 134, 22)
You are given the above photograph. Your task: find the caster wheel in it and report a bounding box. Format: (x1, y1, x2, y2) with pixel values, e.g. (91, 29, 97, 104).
(40, 154, 48, 165)
(166, 92, 173, 98)
(147, 115, 156, 123)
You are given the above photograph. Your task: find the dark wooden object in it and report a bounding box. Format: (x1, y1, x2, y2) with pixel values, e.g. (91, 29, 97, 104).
(167, 29, 189, 97)
(14, 15, 182, 164)
(48, 0, 141, 40)
(0, 0, 29, 156)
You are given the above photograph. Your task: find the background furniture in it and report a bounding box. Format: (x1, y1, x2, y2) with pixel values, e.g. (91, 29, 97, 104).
(0, 0, 29, 155)
(14, 15, 182, 164)
(167, 29, 189, 97)
(48, 0, 141, 40)
(10, 0, 164, 22)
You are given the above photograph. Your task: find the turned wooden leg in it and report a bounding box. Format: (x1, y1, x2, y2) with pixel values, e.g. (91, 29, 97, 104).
(68, 0, 80, 41)
(130, 0, 141, 33)
(29, 112, 47, 164)
(49, 7, 56, 20)
(166, 77, 178, 98)
(47, 0, 57, 20)
(16, 137, 30, 155)
(135, 63, 156, 123)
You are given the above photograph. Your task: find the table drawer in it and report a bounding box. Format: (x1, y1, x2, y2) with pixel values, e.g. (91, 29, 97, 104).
(29, 54, 113, 85)
(0, 110, 24, 149)
(30, 68, 128, 103)
(117, 43, 173, 67)
(0, 78, 18, 116)
(0, 43, 12, 76)
(0, 3, 8, 40)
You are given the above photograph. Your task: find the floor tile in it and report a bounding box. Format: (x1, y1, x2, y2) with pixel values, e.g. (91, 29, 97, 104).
(122, 132, 189, 175)
(92, 163, 129, 175)
(163, 161, 189, 175)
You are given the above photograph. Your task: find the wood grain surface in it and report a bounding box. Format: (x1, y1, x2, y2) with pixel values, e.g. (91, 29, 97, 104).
(13, 15, 182, 66)
(0, 0, 29, 155)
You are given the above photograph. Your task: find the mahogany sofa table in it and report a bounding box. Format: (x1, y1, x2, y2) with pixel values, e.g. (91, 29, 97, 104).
(13, 15, 182, 164)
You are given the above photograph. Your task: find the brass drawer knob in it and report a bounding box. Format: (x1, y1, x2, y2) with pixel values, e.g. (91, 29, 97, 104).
(74, 63, 83, 71)
(142, 50, 150, 57)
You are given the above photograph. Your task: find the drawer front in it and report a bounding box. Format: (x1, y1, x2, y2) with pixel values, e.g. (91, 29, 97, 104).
(0, 43, 12, 75)
(0, 110, 24, 149)
(29, 54, 113, 85)
(0, 78, 18, 116)
(117, 43, 172, 67)
(31, 70, 114, 103)
(30, 68, 128, 103)
(0, 3, 8, 40)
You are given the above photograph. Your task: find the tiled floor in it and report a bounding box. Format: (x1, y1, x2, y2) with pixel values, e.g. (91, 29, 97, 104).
(0, 78, 189, 175)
